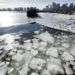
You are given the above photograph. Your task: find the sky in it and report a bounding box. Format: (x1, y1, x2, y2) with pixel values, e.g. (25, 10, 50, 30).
(0, 0, 75, 9)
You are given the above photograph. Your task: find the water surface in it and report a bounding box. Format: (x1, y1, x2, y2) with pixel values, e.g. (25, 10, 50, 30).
(0, 11, 75, 33)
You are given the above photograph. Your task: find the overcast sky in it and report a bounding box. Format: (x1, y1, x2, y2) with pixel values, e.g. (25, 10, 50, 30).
(0, 0, 75, 9)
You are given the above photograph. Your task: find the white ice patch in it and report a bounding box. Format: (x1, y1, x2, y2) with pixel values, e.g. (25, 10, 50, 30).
(61, 42, 70, 48)
(62, 52, 74, 61)
(12, 53, 25, 69)
(70, 46, 75, 56)
(31, 72, 39, 75)
(20, 64, 29, 75)
(47, 57, 61, 65)
(41, 69, 51, 75)
(63, 64, 73, 75)
(7, 67, 20, 75)
(47, 63, 64, 74)
(29, 58, 46, 70)
(35, 31, 54, 43)
(46, 47, 58, 58)
(0, 62, 8, 75)
(0, 34, 15, 44)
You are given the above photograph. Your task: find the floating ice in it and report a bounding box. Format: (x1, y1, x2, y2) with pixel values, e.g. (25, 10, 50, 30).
(35, 31, 54, 43)
(46, 47, 58, 57)
(29, 58, 46, 70)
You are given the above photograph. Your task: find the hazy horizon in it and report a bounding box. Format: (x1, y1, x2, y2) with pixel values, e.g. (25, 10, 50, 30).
(0, 0, 75, 9)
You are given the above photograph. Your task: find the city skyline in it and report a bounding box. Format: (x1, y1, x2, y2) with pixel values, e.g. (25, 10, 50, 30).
(0, 0, 75, 9)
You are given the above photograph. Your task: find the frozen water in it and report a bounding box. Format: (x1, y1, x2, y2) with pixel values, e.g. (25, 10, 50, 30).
(0, 22, 74, 75)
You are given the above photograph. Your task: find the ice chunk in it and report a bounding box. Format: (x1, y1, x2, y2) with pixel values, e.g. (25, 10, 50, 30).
(7, 67, 20, 75)
(29, 58, 46, 70)
(24, 42, 32, 50)
(63, 64, 73, 75)
(46, 47, 58, 57)
(24, 52, 33, 65)
(1, 34, 15, 44)
(32, 38, 39, 49)
(61, 42, 70, 48)
(20, 64, 29, 75)
(0, 62, 8, 75)
(35, 31, 54, 43)
(31, 72, 39, 75)
(39, 41, 47, 48)
(38, 41, 47, 52)
(12, 53, 25, 69)
(47, 63, 64, 74)
(34, 30, 40, 34)
(47, 57, 61, 65)
(70, 46, 75, 56)
(30, 49, 38, 56)
(61, 52, 74, 61)
(41, 69, 51, 75)
(4, 44, 13, 51)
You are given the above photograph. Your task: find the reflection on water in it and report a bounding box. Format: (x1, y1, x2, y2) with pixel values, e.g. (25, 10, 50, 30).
(0, 11, 38, 27)
(0, 12, 14, 27)
(0, 11, 29, 27)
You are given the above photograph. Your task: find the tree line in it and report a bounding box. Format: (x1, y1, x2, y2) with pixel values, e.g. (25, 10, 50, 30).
(0, 2, 75, 15)
(43, 2, 75, 14)
(0, 7, 27, 11)
(27, 7, 39, 18)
